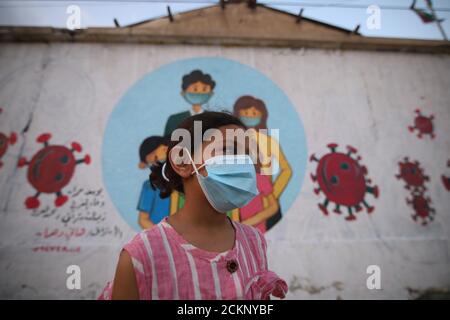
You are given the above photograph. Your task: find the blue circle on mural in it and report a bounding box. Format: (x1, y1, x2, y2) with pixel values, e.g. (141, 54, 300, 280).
(102, 57, 307, 231)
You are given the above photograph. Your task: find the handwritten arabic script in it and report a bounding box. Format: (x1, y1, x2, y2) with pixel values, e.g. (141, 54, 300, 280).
(30, 186, 123, 253)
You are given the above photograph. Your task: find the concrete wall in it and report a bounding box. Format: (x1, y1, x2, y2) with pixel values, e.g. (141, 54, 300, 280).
(0, 43, 449, 299)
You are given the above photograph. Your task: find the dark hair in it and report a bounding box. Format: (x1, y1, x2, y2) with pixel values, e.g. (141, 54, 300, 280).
(181, 70, 216, 91)
(139, 136, 167, 163)
(150, 111, 245, 198)
(233, 95, 268, 130)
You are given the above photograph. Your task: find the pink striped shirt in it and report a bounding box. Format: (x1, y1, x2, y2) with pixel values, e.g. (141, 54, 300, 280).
(99, 217, 287, 300)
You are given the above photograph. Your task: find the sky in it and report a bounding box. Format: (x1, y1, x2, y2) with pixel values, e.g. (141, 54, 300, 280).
(0, 0, 449, 40)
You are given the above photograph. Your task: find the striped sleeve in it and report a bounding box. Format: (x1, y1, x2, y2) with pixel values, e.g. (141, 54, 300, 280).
(240, 223, 269, 272)
(123, 233, 153, 300)
(255, 228, 268, 271)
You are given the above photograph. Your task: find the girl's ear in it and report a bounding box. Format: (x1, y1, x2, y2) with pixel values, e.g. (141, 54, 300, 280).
(168, 149, 193, 178)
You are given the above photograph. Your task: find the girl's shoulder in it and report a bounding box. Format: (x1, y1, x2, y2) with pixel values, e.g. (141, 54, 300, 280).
(233, 221, 268, 252)
(128, 222, 161, 242)
(234, 220, 265, 237)
(123, 222, 169, 260)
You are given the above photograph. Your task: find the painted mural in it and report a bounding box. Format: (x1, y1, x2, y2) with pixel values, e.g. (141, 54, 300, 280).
(0, 58, 127, 264)
(396, 157, 435, 225)
(102, 57, 306, 232)
(0, 46, 449, 299)
(136, 135, 169, 229)
(310, 143, 379, 221)
(102, 58, 447, 232)
(18, 133, 91, 209)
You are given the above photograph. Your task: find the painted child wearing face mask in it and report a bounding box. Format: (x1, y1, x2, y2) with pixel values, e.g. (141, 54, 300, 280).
(99, 112, 288, 300)
(136, 136, 170, 230)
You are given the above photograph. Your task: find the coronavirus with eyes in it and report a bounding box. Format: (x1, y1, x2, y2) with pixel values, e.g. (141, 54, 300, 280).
(396, 157, 429, 193)
(396, 156, 436, 225)
(18, 133, 91, 209)
(407, 192, 435, 226)
(310, 143, 379, 221)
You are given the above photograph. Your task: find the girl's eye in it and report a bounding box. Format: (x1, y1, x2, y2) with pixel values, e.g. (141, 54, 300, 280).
(222, 147, 233, 155)
(221, 143, 237, 155)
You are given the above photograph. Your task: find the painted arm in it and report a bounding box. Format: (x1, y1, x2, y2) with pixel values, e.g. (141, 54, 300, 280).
(271, 141, 292, 199)
(138, 212, 155, 230)
(136, 182, 155, 229)
(170, 191, 179, 215)
(241, 194, 279, 227)
(230, 208, 240, 222)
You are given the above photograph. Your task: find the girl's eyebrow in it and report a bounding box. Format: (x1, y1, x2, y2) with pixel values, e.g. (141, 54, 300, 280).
(222, 139, 250, 155)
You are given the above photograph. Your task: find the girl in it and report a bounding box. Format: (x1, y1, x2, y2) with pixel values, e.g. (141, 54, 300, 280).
(99, 112, 287, 300)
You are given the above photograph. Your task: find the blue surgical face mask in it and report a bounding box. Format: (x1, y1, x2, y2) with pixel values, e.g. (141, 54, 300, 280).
(240, 116, 261, 127)
(182, 92, 213, 105)
(185, 149, 258, 213)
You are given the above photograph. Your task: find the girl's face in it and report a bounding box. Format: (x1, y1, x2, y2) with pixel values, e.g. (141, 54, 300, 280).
(194, 124, 249, 177)
(190, 124, 256, 209)
(169, 124, 255, 203)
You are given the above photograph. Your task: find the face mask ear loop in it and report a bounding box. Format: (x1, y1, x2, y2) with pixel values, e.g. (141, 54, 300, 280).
(183, 147, 200, 176)
(161, 162, 170, 182)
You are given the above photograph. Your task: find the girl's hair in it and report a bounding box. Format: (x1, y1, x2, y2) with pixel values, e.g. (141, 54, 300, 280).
(232, 95, 268, 130)
(150, 111, 245, 198)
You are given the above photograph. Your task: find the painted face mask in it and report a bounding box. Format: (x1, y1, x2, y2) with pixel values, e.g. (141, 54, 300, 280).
(182, 92, 213, 105)
(148, 160, 165, 170)
(240, 116, 261, 127)
(184, 148, 258, 213)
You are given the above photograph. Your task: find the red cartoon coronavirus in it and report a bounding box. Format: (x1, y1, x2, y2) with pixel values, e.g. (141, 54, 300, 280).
(442, 159, 450, 191)
(406, 192, 435, 226)
(396, 157, 429, 193)
(310, 143, 379, 221)
(0, 108, 18, 169)
(396, 157, 435, 225)
(408, 108, 435, 139)
(18, 133, 91, 209)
